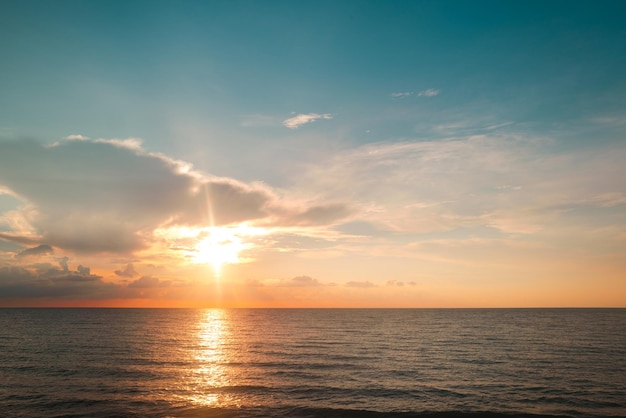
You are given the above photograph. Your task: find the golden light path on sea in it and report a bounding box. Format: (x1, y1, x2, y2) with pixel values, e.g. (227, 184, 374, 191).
(186, 310, 234, 407)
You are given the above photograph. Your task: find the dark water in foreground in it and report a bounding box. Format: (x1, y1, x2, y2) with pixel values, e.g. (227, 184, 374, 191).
(0, 309, 624, 418)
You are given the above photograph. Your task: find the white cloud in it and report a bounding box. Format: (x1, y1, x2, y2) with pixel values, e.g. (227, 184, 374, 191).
(391, 92, 413, 97)
(417, 88, 440, 97)
(64, 134, 89, 140)
(282, 113, 333, 129)
(391, 89, 440, 98)
(94, 137, 143, 150)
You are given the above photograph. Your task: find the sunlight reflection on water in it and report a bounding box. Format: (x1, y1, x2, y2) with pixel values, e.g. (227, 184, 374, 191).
(184, 309, 236, 408)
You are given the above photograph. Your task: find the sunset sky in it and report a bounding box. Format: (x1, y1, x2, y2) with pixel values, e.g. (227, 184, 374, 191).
(1, 1, 625, 307)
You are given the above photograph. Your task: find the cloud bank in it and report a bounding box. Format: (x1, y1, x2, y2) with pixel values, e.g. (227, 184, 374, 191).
(0, 138, 350, 255)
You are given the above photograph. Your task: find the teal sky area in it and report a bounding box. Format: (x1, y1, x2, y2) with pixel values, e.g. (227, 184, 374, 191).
(2, 1, 624, 177)
(0, 1, 625, 307)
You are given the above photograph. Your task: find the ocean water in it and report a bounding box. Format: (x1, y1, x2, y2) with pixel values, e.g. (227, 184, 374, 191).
(0, 309, 624, 418)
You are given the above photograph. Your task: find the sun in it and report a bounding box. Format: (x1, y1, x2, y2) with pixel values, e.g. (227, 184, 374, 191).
(194, 229, 244, 276)
(192, 224, 263, 276)
(153, 223, 266, 277)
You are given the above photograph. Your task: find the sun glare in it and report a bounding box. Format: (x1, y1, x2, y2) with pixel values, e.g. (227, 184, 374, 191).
(194, 229, 243, 276)
(191, 224, 264, 276)
(153, 223, 267, 277)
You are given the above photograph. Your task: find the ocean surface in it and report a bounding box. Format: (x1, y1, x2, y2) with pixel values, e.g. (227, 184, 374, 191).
(0, 308, 624, 418)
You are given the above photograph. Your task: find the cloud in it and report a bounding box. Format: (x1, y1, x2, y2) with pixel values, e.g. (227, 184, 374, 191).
(94, 137, 143, 151)
(64, 134, 89, 140)
(76, 265, 90, 275)
(15, 244, 53, 259)
(59, 256, 69, 271)
(417, 88, 440, 97)
(0, 232, 41, 246)
(293, 133, 626, 237)
(0, 138, 347, 254)
(345, 281, 376, 288)
(588, 192, 626, 208)
(0, 263, 116, 299)
(391, 92, 413, 97)
(282, 113, 333, 129)
(279, 275, 321, 287)
(115, 263, 138, 278)
(386, 280, 405, 286)
(128, 276, 169, 288)
(390, 89, 440, 98)
(273, 202, 353, 227)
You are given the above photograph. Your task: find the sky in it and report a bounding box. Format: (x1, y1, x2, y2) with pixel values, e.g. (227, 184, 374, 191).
(0, 0, 625, 307)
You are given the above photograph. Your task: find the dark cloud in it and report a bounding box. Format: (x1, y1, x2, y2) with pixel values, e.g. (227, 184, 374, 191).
(15, 244, 53, 259)
(0, 264, 117, 299)
(115, 263, 137, 278)
(76, 265, 90, 275)
(30, 262, 57, 274)
(59, 256, 69, 271)
(128, 276, 170, 288)
(0, 261, 175, 300)
(280, 275, 321, 287)
(345, 281, 376, 288)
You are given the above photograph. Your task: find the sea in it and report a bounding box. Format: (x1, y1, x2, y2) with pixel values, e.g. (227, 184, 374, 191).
(0, 308, 624, 418)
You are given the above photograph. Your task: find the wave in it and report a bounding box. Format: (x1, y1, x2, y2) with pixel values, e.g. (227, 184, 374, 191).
(167, 405, 602, 418)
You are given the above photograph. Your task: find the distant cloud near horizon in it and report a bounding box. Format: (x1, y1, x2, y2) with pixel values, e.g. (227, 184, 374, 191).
(282, 113, 333, 129)
(345, 281, 376, 288)
(280, 275, 321, 287)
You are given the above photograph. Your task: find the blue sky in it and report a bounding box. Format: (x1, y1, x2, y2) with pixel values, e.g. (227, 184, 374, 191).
(0, 1, 625, 306)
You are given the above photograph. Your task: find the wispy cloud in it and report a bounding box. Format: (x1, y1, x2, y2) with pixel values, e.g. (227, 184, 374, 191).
(390, 88, 440, 98)
(94, 137, 143, 150)
(417, 88, 440, 97)
(282, 113, 333, 129)
(390, 92, 413, 97)
(292, 133, 626, 239)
